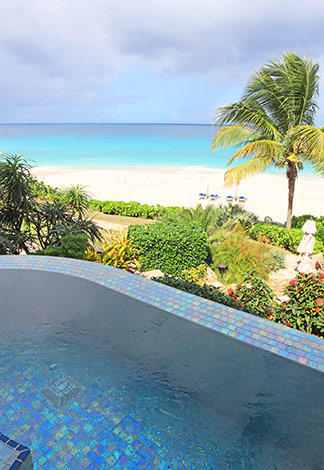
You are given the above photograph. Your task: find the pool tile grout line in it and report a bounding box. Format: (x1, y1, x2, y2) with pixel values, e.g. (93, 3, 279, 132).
(0, 255, 323, 373)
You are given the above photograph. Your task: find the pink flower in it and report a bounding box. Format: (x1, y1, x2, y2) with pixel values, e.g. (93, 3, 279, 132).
(316, 298, 324, 305)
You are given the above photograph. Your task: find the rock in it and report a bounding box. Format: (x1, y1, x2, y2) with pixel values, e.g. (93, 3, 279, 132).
(209, 280, 226, 290)
(139, 269, 164, 279)
(311, 253, 324, 272)
(205, 266, 219, 284)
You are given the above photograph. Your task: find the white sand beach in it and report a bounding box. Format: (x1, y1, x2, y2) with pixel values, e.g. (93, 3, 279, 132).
(32, 166, 324, 223)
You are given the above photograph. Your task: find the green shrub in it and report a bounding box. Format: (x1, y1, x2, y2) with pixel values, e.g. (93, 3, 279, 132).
(275, 273, 324, 337)
(35, 234, 88, 259)
(291, 214, 317, 229)
(264, 249, 286, 271)
(89, 199, 103, 211)
(210, 226, 273, 284)
(128, 222, 208, 276)
(249, 222, 324, 254)
(227, 273, 278, 318)
(30, 177, 65, 202)
(91, 199, 184, 220)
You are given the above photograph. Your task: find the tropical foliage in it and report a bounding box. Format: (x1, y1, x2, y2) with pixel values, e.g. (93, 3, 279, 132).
(211, 52, 324, 228)
(62, 184, 91, 218)
(36, 234, 88, 259)
(210, 225, 276, 284)
(86, 228, 140, 271)
(0, 153, 102, 254)
(227, 273, 278, 318)
(275, 273, 324, 336)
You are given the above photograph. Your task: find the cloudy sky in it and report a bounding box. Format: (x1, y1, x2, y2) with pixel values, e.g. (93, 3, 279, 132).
(1, 0, 324, 124)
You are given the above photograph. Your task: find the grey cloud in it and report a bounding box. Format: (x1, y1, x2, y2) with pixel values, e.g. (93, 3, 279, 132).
(0, 0, 324, 117)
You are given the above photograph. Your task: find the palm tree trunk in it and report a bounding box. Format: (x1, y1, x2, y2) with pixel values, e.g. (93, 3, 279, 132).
(286, 162, 297, 229)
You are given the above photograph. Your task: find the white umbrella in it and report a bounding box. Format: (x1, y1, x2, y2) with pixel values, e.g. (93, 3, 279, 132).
(297, 218, 316, 274)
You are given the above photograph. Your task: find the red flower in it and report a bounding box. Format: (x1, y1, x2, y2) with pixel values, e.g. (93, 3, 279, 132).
(227, 288, 233, 295)
(320, 273, 324, 279)
(316, 298, 324, 305)
(289, 279, 297, 286)
(285, 321, 291, 327)
(314, 308, 320, 313)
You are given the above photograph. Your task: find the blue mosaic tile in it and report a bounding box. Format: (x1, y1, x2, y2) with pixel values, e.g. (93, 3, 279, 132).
(0, 433, 32, 470)
(0, 255, 323, 373)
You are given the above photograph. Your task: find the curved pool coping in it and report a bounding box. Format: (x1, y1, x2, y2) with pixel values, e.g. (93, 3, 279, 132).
(0, 255, 323, 373)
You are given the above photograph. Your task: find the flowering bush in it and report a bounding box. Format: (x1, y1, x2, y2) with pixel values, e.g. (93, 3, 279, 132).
(227, 273, 278, 318)
(275, 273, 324, 337)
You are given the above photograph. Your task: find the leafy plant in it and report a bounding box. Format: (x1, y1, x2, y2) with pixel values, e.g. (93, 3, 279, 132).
(227, 272, 278, 318)
(291, 214, 318, 229)
(213, 204, 259, 229)
(159, 204, 218, 232)
(211, 225, 273, 284)
(249, 222, 324, 254)
(129, 222, 208, 276)
(62, 184, 91, 218)
(180, 264, 207, 286)
(264, 249, 286, 271)
(86, 228, 140, 272)
(275, 273, 324, 337)
(36, 234, 88, 259)
(89, 199, 103, 212)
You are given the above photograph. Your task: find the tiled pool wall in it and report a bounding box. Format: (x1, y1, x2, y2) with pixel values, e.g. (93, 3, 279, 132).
(0, 256, 323, 468)
(0, 433, 32, 470)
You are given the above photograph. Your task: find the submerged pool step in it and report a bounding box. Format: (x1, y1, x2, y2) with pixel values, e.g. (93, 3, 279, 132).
(0, 433, 33, 470)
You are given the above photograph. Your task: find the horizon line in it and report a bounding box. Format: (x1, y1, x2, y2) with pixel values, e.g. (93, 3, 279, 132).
(0, 121, 213, 126)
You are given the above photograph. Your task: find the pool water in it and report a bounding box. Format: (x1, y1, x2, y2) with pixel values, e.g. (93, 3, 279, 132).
(0, 322, 306, 470)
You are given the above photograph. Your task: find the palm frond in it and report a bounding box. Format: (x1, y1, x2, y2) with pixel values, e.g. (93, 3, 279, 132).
(211, 125, 263, 150)
(225, 140, 285, 166)
(243, 53, 319, 133)
(290, 125, 324, 158)
(214, 100, 282, 141)
(224, 156, 275, 187)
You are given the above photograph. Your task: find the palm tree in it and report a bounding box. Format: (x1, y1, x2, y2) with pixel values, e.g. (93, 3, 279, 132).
(0, 153, 34, 231)
(63, 184, 91, 219)
(211, 52, 324, 228)
(160, 204, 218, 232)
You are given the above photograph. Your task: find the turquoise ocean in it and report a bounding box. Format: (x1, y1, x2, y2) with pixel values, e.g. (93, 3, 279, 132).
(0, 123, 314, 174)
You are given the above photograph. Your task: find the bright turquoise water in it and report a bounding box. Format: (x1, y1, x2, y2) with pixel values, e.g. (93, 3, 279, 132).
(0, 123, 226, 169)
(0, 123, 316, 174)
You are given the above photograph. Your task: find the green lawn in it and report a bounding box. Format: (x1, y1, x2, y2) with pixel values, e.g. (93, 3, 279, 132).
(88, 210, 156, 230)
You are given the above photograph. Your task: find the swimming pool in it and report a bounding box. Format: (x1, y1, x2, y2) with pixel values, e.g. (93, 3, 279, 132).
(0, 256, 323, 469)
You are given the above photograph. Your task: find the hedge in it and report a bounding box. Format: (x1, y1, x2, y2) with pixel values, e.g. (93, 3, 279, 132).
(128, 222, 208, 276)
(89, 199, 184, 220)
(249, 222, 324, 254)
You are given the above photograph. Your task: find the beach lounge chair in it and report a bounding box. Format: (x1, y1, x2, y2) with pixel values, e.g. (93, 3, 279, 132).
(226, 195, 233, 203)
(210, 194, 220, 201)
(238, 196, 247, 203)
(199, 193, 207, 199)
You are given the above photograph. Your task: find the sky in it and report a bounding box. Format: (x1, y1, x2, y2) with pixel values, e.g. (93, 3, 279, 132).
(1, 0, 324, 124)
